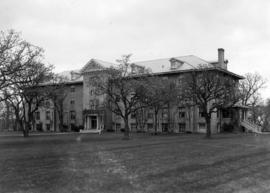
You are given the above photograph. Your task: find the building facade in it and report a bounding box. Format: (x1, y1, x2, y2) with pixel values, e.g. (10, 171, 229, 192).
(33, 49, 248, 133)
(34, 81, 83, 132)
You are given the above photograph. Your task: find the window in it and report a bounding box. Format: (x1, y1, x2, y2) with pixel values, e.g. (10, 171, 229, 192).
(179, 112, 185, 118)
(115, 114, 121, 120)
(70, 111, 76, 120)
(177, 75, 185, 86)
(70, 124, 75, 131)
(162, 108, 168, 119)
(147, 123, 153, 130)
(46, 124, 51, 131)
(199, 108, 205, 118)
(199, 112, 205, 118)
(115, 123, 121, 131)
(170, 59, 184, 70)
(115, 95, 120, 102)
(178, 107, 185, 118)
(46, 111, 50, 120)
(178, 78, 183, 85)
(222, 109, 231, 118)
(199, 123, 206, 129)
(88, 77, 94, 86)
(36, 123, 42, 131)
(70, 100, 75, 105)
(96, 99, 99, 108)
(89, 99, 99, 110)
(89, 100, 95, 109)
(179, 123, 186, 132)
(162, 76, 168, 80)
(147, 112, 153, 119)
(162, 123, 168, 132)
(36, 112, 40, 120)
(89, 89, 94, 96)
(131, 123, 136, 131)
(45, 100, 50, 107)
(131, 111, 136, 119)
(70, 86, 75, 92)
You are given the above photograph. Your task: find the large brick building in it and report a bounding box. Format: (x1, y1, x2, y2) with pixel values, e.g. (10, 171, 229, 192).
(33, 48, 250, 134)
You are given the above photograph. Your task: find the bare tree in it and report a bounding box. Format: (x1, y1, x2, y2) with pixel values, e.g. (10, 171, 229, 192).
(23, 63, 53, 133)
(239, 73, 266, 123)
(239, 73, 266, 106)
(0, 30, 29, 100)
(4, 89, 24, 132)
(5, 61, 53, 137)
(92, 55, 148, 139)
(134, 103, 148, 132)
(1, 30, 54, 137)
(141, 76, 177, 134)
(46, 75, 69, 132)
(263, 99, 270, 131)
(0, 100, 14, 131)
(179, 68, 239, 138)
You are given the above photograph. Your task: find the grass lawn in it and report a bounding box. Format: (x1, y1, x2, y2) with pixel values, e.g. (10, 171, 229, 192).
(1, 133, 270, 193)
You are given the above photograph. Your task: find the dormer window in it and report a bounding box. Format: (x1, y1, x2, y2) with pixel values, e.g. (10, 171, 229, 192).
(70, 86, 75, 92)
(170, 58, 183, 70)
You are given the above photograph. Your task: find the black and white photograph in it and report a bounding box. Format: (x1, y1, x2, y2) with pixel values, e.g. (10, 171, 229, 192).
(0, 0, 270, 192)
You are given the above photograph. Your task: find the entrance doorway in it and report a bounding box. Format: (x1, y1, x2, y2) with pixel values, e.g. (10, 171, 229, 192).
(162, 123, 168, 132)
(90, 116, 97, 129)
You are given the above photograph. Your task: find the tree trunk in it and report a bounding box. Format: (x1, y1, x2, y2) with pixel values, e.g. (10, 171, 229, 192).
(54, 108, 57, 132)
(27, 103, 32, 132)
(205, 115, 211, 138)
(167, 103, 171, 132)
(59, 111, 64, 132)
(57, 102, 64, 132)
(23, 124, 29, 137)
(154, 111, 158, 134)
(5, 101, 10, 130)
(123, 115, 130, 140)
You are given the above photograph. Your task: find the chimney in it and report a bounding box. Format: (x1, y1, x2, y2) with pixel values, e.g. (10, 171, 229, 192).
(218, 48, 225, 69)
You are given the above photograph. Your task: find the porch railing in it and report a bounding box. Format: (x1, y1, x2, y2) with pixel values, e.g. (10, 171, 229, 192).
(240, 120, 262, 134)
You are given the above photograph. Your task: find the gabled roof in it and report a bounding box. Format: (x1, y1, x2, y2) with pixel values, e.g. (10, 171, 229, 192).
(133, 55, 214, 73)
(58, 70, 83, 82)
(81, 58, 116, 73)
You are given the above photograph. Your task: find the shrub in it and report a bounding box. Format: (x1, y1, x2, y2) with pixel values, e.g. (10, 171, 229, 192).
(71, 125, 81, 132)
(136, 130, 146, 133)
(61, 124, 68, 132)
(222, 123, 234, 132)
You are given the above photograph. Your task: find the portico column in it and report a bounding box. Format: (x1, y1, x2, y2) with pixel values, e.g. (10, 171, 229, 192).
(84, 116, 87, 130)
(88, 116, 91, 130)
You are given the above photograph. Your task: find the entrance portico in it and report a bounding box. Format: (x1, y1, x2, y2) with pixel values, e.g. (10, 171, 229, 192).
(82, 109, 104, 133)
(85, 115, 98, 130)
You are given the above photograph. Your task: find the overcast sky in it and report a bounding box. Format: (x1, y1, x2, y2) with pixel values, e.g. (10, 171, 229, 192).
(0, 0, 270, 99)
